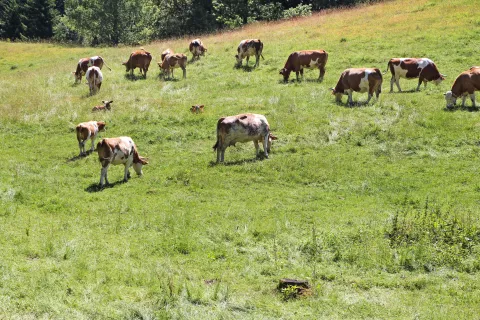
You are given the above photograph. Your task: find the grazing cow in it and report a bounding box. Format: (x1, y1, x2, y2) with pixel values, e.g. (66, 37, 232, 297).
(331, 68, 383, 105)
(122, 49, 152, 78)
(96, 137, 148, 188)
(72, 56, 110, 84)
(86, 66, 103, 95)
(158, 53, 187, 80)
(444, 66, 480, 109)
(235, 39, 264, 67)
(161, 48, 173, 62)
(386, 58, 445, 92)
(92, 100, 113, 112)
(189, 39, 207, 60)
(213, 113, 277, 163)
(76, 121, 106, 156)
(279, 50, 328, 82)
(190, 105, 204, 113)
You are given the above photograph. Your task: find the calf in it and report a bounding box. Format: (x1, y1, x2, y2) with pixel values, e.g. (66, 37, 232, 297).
(92, 100, 113, 112)
(279, 50, 328, 82)
(86, 66, 103, 95)
(158, 53, 187, 80)
(122, 49, 152, 78)
(161, 48, 173, 62)
(331, 68, 383, 105)
(97, 137, 148, 188)
(72, 56, 110, 84)
(386, 58, 445, 92)
(213, 113, 277, 163)
(235, 39, 264, 67)
(75, 121, 106, 156)
(190, 105, 204, 113)
(444, 66, 480, 109)
(189, 39, 207, 60)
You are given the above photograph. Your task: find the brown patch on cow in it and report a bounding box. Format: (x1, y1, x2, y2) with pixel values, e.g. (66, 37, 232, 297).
(123, 50, 153, 78)
(160, 53, 187, 79)
(280, 50, 328, 82)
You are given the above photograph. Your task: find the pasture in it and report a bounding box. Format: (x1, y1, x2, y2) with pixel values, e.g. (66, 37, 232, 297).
(1, 0, 480, 318)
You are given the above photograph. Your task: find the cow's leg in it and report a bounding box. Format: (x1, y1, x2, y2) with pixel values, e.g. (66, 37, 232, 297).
(263, 134, 269, 158)
(246, 56, 249, 66)
(254, 140, 260, 157)
(395, 76, 402, 92)
(366, 93, 373, 104)
(416, 78, 423, 91)
(182, 67, 186, 79)
(90, 137, 95, 152)
(296, 71, 300, 82)
(347, 90, 354, 106)
(123, 162, 132, 182)
(300, 69, 304, 80)
(390, 76, 395, 92)
(470, 94, 476, 108)
(462, 95, 467, 107)
(423, 80, 427, 90)
(319, 65, 325, 82)
(220, 148, 226, 163)
(79, 140, 85, 156)
(100, 165, 109, 187)
(255, 55, 259, 67)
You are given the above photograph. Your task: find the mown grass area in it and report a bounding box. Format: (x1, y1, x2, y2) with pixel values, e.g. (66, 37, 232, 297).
(1, 0, 480, 318)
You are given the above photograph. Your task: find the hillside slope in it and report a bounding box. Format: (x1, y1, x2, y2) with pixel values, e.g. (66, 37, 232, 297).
(1, 0, 480, 318)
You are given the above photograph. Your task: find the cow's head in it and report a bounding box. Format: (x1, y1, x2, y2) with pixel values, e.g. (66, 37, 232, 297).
(235, 54, 242, 66)
(435, 74, 446, 85)
(267, 133, 278, 153)
(201, 46, 207, 55)
(279, 68, 291, 82)
(122, 61, 131, 72)
(72, 71, 82, 83)
(444, 91, 457, 108)
(96, 121, 106, 131)
(191, 105, 204, 113)
(133, 156, 148, 176)
(330, 88, 344, 102)
(102, 100, 113, 110)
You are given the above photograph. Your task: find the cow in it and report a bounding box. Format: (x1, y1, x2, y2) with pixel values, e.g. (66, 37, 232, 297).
(235, 39, 264, 68)
(122, 49, 152, 79)
(213, 113, 277, 163)
(161, 48, 173, 62)
(444, 66, 480, 109)
(190, 105, 204, 113)
(279, 50, 328, 82)
(92, 100, 113, 112)
(86, 66, 103, 95)
(331, 68, 383, 105)
(385, 58, 445, 92)
(189, 39, 207, 61)
(75, 121, 106, 156)
(158, 53, 187, 80)
(72, 56, 111, 84)
(96, 137, 148, 188)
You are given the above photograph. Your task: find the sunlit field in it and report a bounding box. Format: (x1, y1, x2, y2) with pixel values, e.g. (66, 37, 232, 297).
(1, 0, 480, 318)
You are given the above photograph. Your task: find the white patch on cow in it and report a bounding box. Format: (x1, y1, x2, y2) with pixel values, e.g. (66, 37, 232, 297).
(306, 58, 320, 69)
(358, 70, 372, 93)
(393, 64, 408, 78)
(418, 58, 433, 70)
(111, 148, 131, 165)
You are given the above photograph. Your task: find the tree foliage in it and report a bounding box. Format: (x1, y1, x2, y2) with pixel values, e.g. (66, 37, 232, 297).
(0, 0, 379, 45)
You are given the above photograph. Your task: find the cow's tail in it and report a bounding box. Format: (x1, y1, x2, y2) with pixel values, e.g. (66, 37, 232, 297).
(102, 57, 112, 71)
(383, 60, 392, 75)
(213, 118, 225, 151)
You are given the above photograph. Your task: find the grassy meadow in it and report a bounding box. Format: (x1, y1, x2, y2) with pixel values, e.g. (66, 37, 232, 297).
(1, 0, 480, 318)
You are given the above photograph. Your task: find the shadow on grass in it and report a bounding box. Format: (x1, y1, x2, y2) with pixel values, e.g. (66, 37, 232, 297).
(124, 73, 147, 81)
(336, 101, 375, 108)
(66, 150, 94, 163)
(388, 89, 420, 94)
(85, 180, 125, 193)
(443, 105, 479, 112)
(208, 154, 268, 167)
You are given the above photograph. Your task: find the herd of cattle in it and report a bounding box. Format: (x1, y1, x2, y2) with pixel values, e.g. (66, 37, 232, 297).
(72, 38, 480, 187)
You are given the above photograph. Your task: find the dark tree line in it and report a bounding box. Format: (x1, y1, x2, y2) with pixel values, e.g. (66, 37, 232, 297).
(0, 0, 377, 45)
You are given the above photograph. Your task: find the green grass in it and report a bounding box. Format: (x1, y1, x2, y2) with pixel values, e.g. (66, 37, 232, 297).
(1, 0, 480, 318)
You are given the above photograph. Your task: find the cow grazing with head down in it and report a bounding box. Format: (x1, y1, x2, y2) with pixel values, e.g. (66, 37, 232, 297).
(123, 49, 152, 78)
(331, 68, 383, 105)
(444, 66, 480, 109)
(235, 39, 264, 67)
(86, 66, 103, 95)
(189, 39, 207, 60)
(92, 100, 113, 112)
(190, 105, 204, 113)
(158, 53, 187, 80)
(96, 137, 148, 188)
(161, 48, 173, 62)
(386, 58, 445, 92)
(279, 50, 328, 82)
(72, 56, 110, 84)
(213, 113, 277, 163)
(76, 121, 106, 156)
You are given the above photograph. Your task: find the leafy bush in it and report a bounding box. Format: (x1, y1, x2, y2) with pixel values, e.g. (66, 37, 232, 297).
(283, 4, 313, 19)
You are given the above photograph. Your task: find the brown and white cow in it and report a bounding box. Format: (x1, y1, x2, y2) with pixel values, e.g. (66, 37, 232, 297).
(96, 137, 148, 187)
(72, 56, 111, 84)
(213, 113, 277, 163)
(279, 50, 328, 82)
(122, 49, 152, 78)
(92, 100, 113, 112)
(158, 53, 187, 80)
(161, 48, 173, 62)
(235, 39, 264, 67)
(444, 66, 480, 109)
(86, 66, 103, 95)
(331, 68, 383, 105)
(189, 39, 207, 60)
(76, 121, 106, 156)
(386, 58, 445, 92)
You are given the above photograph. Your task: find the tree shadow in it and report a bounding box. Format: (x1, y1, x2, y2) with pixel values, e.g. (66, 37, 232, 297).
(85, 180, 125, 193)
(66, 150, 94, 162)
